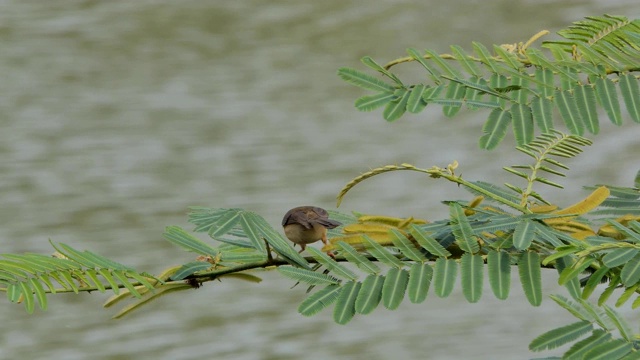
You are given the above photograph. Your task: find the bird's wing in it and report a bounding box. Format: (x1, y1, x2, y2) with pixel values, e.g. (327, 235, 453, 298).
(282, 206, 342, 229)
(308, 207, 341, 229)
(314, 218, 342, 229)
(282, 207, 314, 229)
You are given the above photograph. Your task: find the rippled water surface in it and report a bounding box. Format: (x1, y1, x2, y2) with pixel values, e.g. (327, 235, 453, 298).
(1, 1, 639, 359)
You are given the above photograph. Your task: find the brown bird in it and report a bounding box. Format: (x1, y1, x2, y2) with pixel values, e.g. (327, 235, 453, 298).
(282, 206, 342, 253)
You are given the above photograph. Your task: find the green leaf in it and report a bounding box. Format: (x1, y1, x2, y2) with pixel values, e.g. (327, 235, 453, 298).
(595, 77, 622, 125)
(461, 253, 483, 303)
(0, 260, 32, 278)
(355, 92, 395, 112)
(549, 295, 589, 321)
(209, 209, 242, 238)
(442, 81, 466, 117)
(574, 84, 599, 134)
(465, 100, 501, 109)
(361, 56, 403, 86)
(28, 278, 47, 311)
(442, 75, 501, 97)
(423, 49, 461, 78)
(306, 247, 358, 281)
(603, 220, 640, 242)
(298, 285, 341, 317)
(487, 250, 511, 300)
(335, 241, 380, 274)
(582, 266, 610, 300)
(433, 258, 458, 298)
(55, 242, 129, 271)
(526, 48, 578, 82)
(503, 166, 528, 179)
(534, 68, 555, 98)
(389, 229, 426, 262)
(98, 268, 120, 295)
(554, 257, 581, 300)
(468, 181, 522, 205)
(406, 84, 428, 113)
(6, 283, 20, 303)
(619, 73, 640, 123)
(519, 252, 542, 306)
(558, 257, 595, 286)
(382, 268, 409, 310)
(531, 97, 554, 133)
(406, 48, 441, 83)
(45, 271, 71, 292)
(510, 103, 533, 146)
(528, 320, 592, 351)
(479, 108, 511, 150)
(421, 84, 445, 102)
(563, 330, 611, 360)
(490, 73, 509, 108)
(620, 254, 640, 286)
(85, 270, 105, 293)
(555, 89, 584, 136)
(598, 276, 621, 306)
(111, 271, 142, 298)
(216, 247, 266, 263)
(560, 65, 578, 90)
(278, 266, 339, 286)
(170, 261, 212, 281)
(615, 284, 638, 307)
(493, 45, 523, 69)
(127, 272, 157, 291)
(450, 45, 482, 76)
(583, 339, 633, 360)
(513, 219, 536, 250)
(239, 213, 267, 253)
(19, 281, 35, 314)
(409, 224, 451, 258)
(2, 254, 58, 273)
(59, 271, 80, 294)
(407, 262, 433, 304)
(361, 235, 404, 268)
(337, 67, 395, 92)
(188, 207, 231, 232)
(450, 203, 479, 253)
(355, 274, 384, 315)
(509, 72, 529, 104)
(576, 42, 622, 71)
(333, 281, 360, 325)
(603, 305, 634, 341)
(383, 89, 410, 122)
(163, 226, 219, 257)
(472, 41, 500, 73)
(602, 248, 639, 268)
(532, 223, 565, 249)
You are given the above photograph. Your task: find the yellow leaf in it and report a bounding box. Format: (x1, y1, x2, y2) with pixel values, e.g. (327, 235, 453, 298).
(553, 186, 610, 217)
(530, 204, 558, 213)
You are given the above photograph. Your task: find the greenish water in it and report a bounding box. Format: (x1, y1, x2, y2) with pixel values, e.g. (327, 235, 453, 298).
(1, 1, 639, 359)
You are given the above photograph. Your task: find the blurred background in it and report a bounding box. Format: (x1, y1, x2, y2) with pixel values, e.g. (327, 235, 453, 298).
(1, 1, 639, 359)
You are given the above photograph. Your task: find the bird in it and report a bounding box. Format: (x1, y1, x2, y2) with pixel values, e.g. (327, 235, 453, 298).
(282, 206, 342, 253)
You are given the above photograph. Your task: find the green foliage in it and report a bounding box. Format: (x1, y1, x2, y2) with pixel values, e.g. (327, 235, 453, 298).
(339, 14, 640, 149)
(487, 250, 511, 299)
(529, 296, 640, 359)
(0, 242, 158, 314)
(1, 13, 639, 359)
(460, 253, 483, 303)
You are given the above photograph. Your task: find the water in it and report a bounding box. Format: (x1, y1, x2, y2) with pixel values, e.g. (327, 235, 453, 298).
(1, 1, 639, 359)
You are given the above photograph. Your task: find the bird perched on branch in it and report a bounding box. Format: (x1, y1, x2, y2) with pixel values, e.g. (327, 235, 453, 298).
(282, 206, 342, 253)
